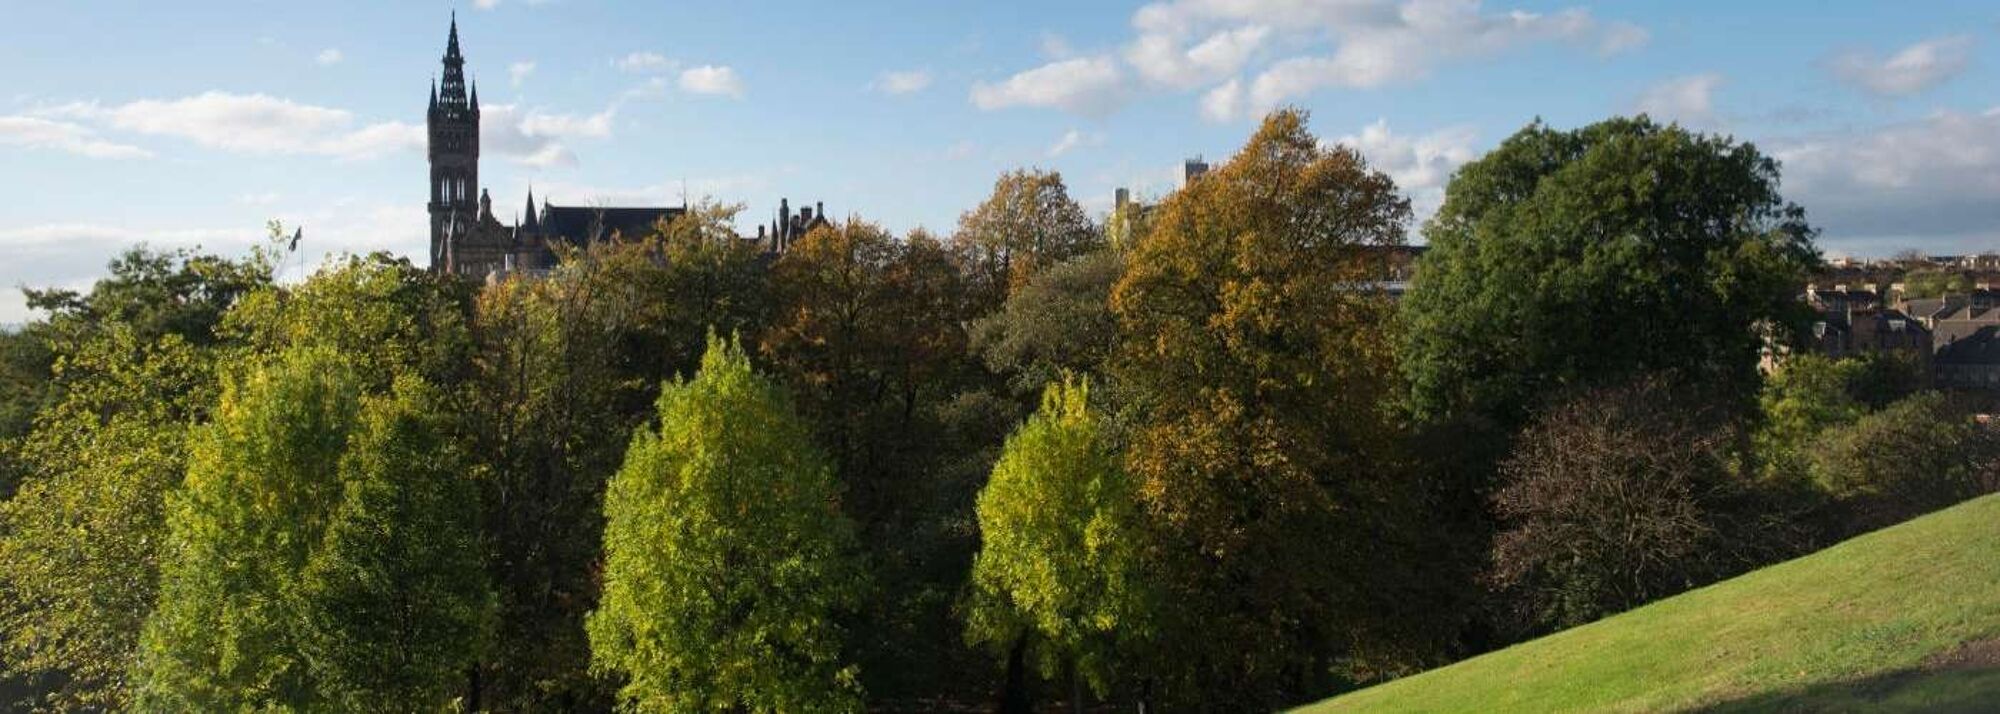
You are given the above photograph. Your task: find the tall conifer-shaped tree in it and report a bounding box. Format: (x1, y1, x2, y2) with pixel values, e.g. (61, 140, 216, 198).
(588, 334, 867, 713)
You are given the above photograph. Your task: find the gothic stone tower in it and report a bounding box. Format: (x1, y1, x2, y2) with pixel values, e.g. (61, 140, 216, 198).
(428, 15, 480, 270)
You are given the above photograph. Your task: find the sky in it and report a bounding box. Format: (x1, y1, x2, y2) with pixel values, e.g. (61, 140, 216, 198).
(2, 0, 1998, 323)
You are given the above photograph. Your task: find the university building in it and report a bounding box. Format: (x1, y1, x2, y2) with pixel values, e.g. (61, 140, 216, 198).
(424, 17, 828, 278)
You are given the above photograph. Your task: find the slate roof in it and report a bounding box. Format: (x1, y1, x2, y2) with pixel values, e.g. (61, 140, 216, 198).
(537, 205, 687, 244)
(1937, 325, 2000, 365)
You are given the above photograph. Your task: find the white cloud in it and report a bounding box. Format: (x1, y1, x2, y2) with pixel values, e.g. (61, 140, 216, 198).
(1331, 119, 1478, 222)
(474, 0, 499, 9)
(615, 52, 676, 73)
(1126, 25, 1270, 89)
(1635, 73, 1723, 127)
(509, 61, 537, 88)
(33, 93, 418, 160)
(872, 69, 934, 95)
(971, 56, 1128, 116)
(1047, 128, 1104, 158)
(1199, 79, 1245, 123)
(315, 48, 343, 66)
(0, 116, 152, 159)
(481, 103, 617, 168)
(1826, 35, 1974, 97)
(678, 65, 745, 98)
(1126, 0, 1649, 121)
(1777, 108, 2000, 249)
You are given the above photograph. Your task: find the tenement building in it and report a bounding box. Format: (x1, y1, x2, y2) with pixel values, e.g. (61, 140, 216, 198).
(425, 17, 827, 277)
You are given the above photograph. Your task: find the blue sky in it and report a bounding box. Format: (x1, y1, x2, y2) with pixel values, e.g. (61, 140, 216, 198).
(3, 1, 1998, 322)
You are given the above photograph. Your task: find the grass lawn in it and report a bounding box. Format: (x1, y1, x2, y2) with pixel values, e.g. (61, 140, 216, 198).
(1298, 493, 2000, 713)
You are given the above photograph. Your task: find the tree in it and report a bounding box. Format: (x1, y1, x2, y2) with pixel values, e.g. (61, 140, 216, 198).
(1808, 392, 2000, 533)
(1755, 354, 1869, 483)
(1399, 116, 1820, 436)
(0, 328, 214, 710)
(295, 376, 492, 711)
(1491, 378, 1790, 635)
(134, 347, 365, 709)
(1111, 108, 1424, 707)
(966, 378, 1149, 712)
(467, 240, 671, 710)
(135, 347, 489, 711)
(953, 169, 1103, 307)
(0, 247, 272, 710)
(587, 335, 867, 712)
(970, 250, 1123, 404)
(1901, 268, 1973, 299)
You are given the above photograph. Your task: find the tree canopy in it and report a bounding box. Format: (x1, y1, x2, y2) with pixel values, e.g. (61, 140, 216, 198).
(587, 335, 868, 713)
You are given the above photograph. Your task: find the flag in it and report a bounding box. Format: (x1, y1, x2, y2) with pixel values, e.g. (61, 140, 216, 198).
(288, 227, 302, 252)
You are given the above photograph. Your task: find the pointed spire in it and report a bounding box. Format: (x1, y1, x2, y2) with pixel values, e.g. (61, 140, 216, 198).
(429, 77, 438, 109)
(470, 76, 479, 107)
(523, 186, 539, 230)
(446, 11, 462, 61)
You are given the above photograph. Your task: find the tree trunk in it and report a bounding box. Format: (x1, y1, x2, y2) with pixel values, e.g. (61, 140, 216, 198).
(1000, 635, 1033, 714)
(1069, 657, 1084, 714)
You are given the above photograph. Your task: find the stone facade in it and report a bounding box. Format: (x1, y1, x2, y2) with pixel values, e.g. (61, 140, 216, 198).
(425, 17, 826, 278)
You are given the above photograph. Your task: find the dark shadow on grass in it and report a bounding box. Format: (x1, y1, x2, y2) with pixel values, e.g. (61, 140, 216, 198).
(1689, 667, 2000, 713)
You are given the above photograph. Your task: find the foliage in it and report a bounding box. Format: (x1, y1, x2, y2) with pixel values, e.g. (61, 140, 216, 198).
(134, 347, 487, 711)
(1399, 116, 1821, 435)
(587, 335, 867, 713)
(466, 241, 669, 710)
(1901, 268, 1974, 299)
(969, 250, 1122, 403)
(0, 328, 214, 711)
(1808, 392, 2000, 532)
(966, 378, 1149, 698)
(1755, 354, 1870, 484)
(25, 246, 275, 350)
(295, 376, 493, 711)
(1307, 494, 2000, 713)
(222, 253, 476, 390)
(1491, 378, 1790, 634)
(133, 347, 364, 709)
(1111, 108, 1423, 707)
(761, 219, 994, 700)
(953, 169, 1103, 307)
(0, 247, 271, 710)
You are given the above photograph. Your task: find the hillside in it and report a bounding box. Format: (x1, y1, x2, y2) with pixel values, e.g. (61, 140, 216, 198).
(1300, 494, 2000, 713)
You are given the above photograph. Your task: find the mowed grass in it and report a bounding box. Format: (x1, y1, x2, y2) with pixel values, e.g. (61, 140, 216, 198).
(1299, 493, 2000, 713)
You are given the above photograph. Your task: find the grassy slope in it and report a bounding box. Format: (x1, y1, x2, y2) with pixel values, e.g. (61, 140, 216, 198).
(1301, 494, 2000, 713)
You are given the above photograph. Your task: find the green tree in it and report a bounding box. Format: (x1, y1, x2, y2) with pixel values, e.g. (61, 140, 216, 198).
(466, 233, 708, 710)
(1755, 354, 1868, 483)
(1111, 108, 1426, 707)
(296, 376, 493, 711)
(1901, 268, 1973, 299)
(134, 347, 366, 710)
(1399, 116, 1820, 435)
(0, 247, 272, 710)
(970, 250, 1123, 404)
(1808, 392, 2000, 532)
(587, 335, 867, 713)
(135, 348, 488, 711)
(966, 378, 1149, 712)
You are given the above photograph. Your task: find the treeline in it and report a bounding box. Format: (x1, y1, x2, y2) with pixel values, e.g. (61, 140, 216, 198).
(1, 110, 1995, 712)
